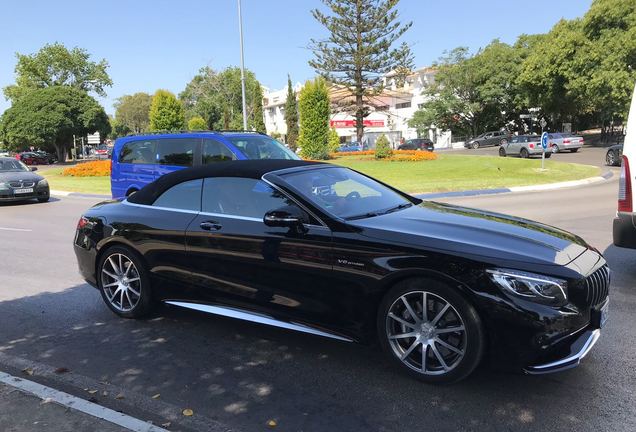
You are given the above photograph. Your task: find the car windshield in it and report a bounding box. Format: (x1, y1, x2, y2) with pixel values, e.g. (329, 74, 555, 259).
(281, 166, 414, 220)
(0, 159, 29, 172)
(226, 136, 299, 160)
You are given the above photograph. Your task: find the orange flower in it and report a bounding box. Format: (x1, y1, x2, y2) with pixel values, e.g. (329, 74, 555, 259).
(62, 160, 111, 177)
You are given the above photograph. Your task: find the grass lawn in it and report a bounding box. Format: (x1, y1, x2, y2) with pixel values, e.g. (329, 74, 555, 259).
(38, 167, 111, 195)
(331, 154, 601, 194)
(38, 154, 601, 196)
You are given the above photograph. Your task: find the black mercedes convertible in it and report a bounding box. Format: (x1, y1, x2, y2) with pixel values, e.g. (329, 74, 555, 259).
(74, 160, 609, 383)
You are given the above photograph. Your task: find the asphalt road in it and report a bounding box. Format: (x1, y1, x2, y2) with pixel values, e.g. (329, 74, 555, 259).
(0, 147, 634, 432)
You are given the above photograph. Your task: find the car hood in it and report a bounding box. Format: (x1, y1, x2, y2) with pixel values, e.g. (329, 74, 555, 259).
(0, 171, 43, 183)
(349, 201, 590, 266)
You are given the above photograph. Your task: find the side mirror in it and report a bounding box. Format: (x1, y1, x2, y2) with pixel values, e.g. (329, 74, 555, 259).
(30, 167, 38, 172)
(263, 205, 308, 228)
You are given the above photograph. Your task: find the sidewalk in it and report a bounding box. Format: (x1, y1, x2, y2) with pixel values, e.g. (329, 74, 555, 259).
(0, 382, 126, 432)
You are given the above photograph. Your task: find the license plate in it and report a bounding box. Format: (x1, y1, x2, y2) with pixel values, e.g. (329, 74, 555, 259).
(600, 302, 609, 328)
(13, 188, 33, 194)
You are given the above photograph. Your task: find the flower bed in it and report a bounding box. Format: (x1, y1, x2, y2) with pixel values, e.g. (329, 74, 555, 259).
(330, 150, 438, 161)
(62, 160, 111, 177)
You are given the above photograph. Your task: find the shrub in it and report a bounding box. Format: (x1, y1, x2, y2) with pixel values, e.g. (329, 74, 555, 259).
(62, 160, 111, 176)
(187, 116, 207, 130)
(329, 149, 438, 162)
(374, 134, 393, 159)
(298, 77, 330, 160)
(328, 128, 340, 153)
(149, 89, 185, 131)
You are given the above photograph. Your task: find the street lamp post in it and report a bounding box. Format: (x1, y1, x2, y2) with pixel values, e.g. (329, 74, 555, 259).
(237, 0, 248, 130)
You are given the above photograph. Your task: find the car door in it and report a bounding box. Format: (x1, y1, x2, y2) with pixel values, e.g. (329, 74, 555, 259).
(184, 176, 334, 324)
(482, 132, 493, 146)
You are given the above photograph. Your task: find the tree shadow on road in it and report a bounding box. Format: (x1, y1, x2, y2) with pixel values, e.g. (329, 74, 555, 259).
(0, 283, 628, 432)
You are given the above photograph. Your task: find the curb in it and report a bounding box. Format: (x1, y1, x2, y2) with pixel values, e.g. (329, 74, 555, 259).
(416, 170, 613, 200)
(50, 190, 110, 199)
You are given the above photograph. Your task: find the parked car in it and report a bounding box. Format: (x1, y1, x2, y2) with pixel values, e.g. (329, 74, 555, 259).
(464, 131, 510, 149)
(95, 145, 109, 157)
(0, 149, 10, 157)
(548, 133, 584, 153)
(16, 152, 49, 165)
(614, 83, 636, 248)
(0, 157, 50, 203)
(498, 135, 552, 159)
(34, 151, 57, 164)
(110, 131, 299, 199)
(398, 138, 434, 152)
(605, 144, 623, 166)
(337, 143, 362, 152)
(76, 159, 609, 383)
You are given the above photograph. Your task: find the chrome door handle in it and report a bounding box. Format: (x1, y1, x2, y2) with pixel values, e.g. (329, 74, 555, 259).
(200, 221, 222, 231)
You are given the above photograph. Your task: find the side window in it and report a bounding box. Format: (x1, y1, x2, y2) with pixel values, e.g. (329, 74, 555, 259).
(202, 139, 235, 164)
(153, 179, 202, 211)
(202, 177, 296, 219)
(119, 140, 156, 164)
(156, 138, 196, 166)
(511, 137, 519, 143)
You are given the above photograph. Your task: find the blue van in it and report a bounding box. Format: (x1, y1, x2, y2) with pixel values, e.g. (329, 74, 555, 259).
(110, 131, 299, 199)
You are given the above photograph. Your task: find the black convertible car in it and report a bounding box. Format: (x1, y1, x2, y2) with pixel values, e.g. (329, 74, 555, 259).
(74, 160, 609, 383)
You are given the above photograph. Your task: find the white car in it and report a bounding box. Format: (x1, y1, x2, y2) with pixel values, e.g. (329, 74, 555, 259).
(0, 149, 10, 157)
(613, 83, 636, 248)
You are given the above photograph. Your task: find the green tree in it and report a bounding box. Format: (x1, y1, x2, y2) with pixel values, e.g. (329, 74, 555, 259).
(114, 92, 152, 134)
(374, 134, 392, 159)
(187, 116, 208, 130)
(284, 75, 299, 149)
(3, 43, 112, 102)
(108, 116, 130, 140)
(309, 0, 414, 143)
(328, 128, 340, 153)
(149, 90, 185, 131)
(180, 66, 265, 131)
(298, 78, 330, 160)
(0, 86, 109, 161)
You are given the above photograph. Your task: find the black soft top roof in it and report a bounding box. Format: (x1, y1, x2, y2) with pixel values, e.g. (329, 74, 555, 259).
(127, 159, 326, 205)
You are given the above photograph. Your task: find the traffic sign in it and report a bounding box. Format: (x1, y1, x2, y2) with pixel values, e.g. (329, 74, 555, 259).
(541, 132, 549, 150)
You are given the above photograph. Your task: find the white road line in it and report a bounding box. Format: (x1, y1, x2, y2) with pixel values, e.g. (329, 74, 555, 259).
(0, 227, 32, 232)
(0, 371, 168, 432)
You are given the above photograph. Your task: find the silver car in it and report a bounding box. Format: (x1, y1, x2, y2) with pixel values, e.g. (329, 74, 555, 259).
(548, 133, 584, 153)
(498, 135, 552, 159)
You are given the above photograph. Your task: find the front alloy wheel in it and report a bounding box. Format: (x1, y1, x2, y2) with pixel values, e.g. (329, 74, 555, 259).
(378, 280, 484, 383)
(471, 142, 480, 149)
(606, 150, 616, 166)
(98, 246, 153, 318)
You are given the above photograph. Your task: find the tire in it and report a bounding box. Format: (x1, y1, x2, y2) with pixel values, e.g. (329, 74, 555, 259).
(37, 196, 49, 203)
(551, 145, 560, 153)
(520, 148, 529, 159)
(570, 148, 579, 153)
(606, 150, 616, 166)
(471, 142, 480, 149)
(498, 147, 506, 157)
(377, 278, 485, 384)
(126, 188, 138, 197)
(97, 245, 154, 318)
(544, 152, 552, 159)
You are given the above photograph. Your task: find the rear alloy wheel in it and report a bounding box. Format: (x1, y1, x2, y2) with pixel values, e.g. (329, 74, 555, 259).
(98, 246, 153, 318)
(606, 150, 617, 166)
(378, 279, 484, 384)
(552, 145, 560, 153)
(471, 142, 480, 149)
(498, 147, 506, 157)
(520, 148, 529, 159)
(570, 148, 579, 153)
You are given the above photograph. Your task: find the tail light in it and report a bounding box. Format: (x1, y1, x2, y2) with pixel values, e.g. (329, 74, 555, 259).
(77, 216, 89, 230)
(618, 156, 632, 212)
(563, 139, 570, 144)
(529, 143, 534, 148)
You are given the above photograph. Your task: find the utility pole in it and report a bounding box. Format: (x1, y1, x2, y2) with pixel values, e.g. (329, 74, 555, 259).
(237, 0, 248, 130)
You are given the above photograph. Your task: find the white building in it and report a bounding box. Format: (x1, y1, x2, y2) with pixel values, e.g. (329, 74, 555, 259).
(263, 67, 450, 148)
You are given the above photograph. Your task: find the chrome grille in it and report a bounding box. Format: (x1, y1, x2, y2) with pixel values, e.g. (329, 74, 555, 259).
(8, 180, 35, 188)
(584, 266, 610, 306)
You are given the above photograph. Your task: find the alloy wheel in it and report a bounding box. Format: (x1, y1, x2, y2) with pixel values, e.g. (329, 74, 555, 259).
(385, 291, 467, 375)
(100, 253, 142, 312)
(606, 151, 615, 166)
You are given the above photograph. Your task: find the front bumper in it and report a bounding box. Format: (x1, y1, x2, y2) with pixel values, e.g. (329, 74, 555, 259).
(524, 328, 600, 374)
(0, 186, 49, 201)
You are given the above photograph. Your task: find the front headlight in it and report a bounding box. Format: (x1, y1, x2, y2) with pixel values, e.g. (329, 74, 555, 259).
(37, 179, 48, 187)
(488, 269, 568, 306)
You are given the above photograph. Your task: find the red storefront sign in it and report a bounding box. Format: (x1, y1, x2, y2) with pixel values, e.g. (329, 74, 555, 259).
(329, 119, 385, 128)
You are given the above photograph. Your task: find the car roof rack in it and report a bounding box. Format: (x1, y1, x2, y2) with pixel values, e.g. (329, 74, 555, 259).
(122, 130, 267, 138)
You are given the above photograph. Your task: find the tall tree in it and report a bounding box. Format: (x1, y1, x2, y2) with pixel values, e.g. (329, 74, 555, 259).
(309, 0, 413, 143)
(180, 66, 265, 131)
(114, 92, 152, 134)
(3, 42, 112, 102)
(149, 90, 185, 131)
(0, 86, 110, 162)
(298, 78, 330, 160)
(284, 75, 299, 150)
(187, 116, 208, 130)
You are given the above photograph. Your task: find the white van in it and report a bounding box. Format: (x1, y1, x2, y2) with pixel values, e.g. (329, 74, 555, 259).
(613, 83, 636, 248)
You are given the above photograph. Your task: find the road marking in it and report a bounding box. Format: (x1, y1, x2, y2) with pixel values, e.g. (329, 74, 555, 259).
(0, 371, 168, 432)
(0, 227, 32, 232)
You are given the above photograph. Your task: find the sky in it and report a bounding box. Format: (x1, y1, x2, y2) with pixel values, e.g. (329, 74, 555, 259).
(0, 0, 593, 116)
